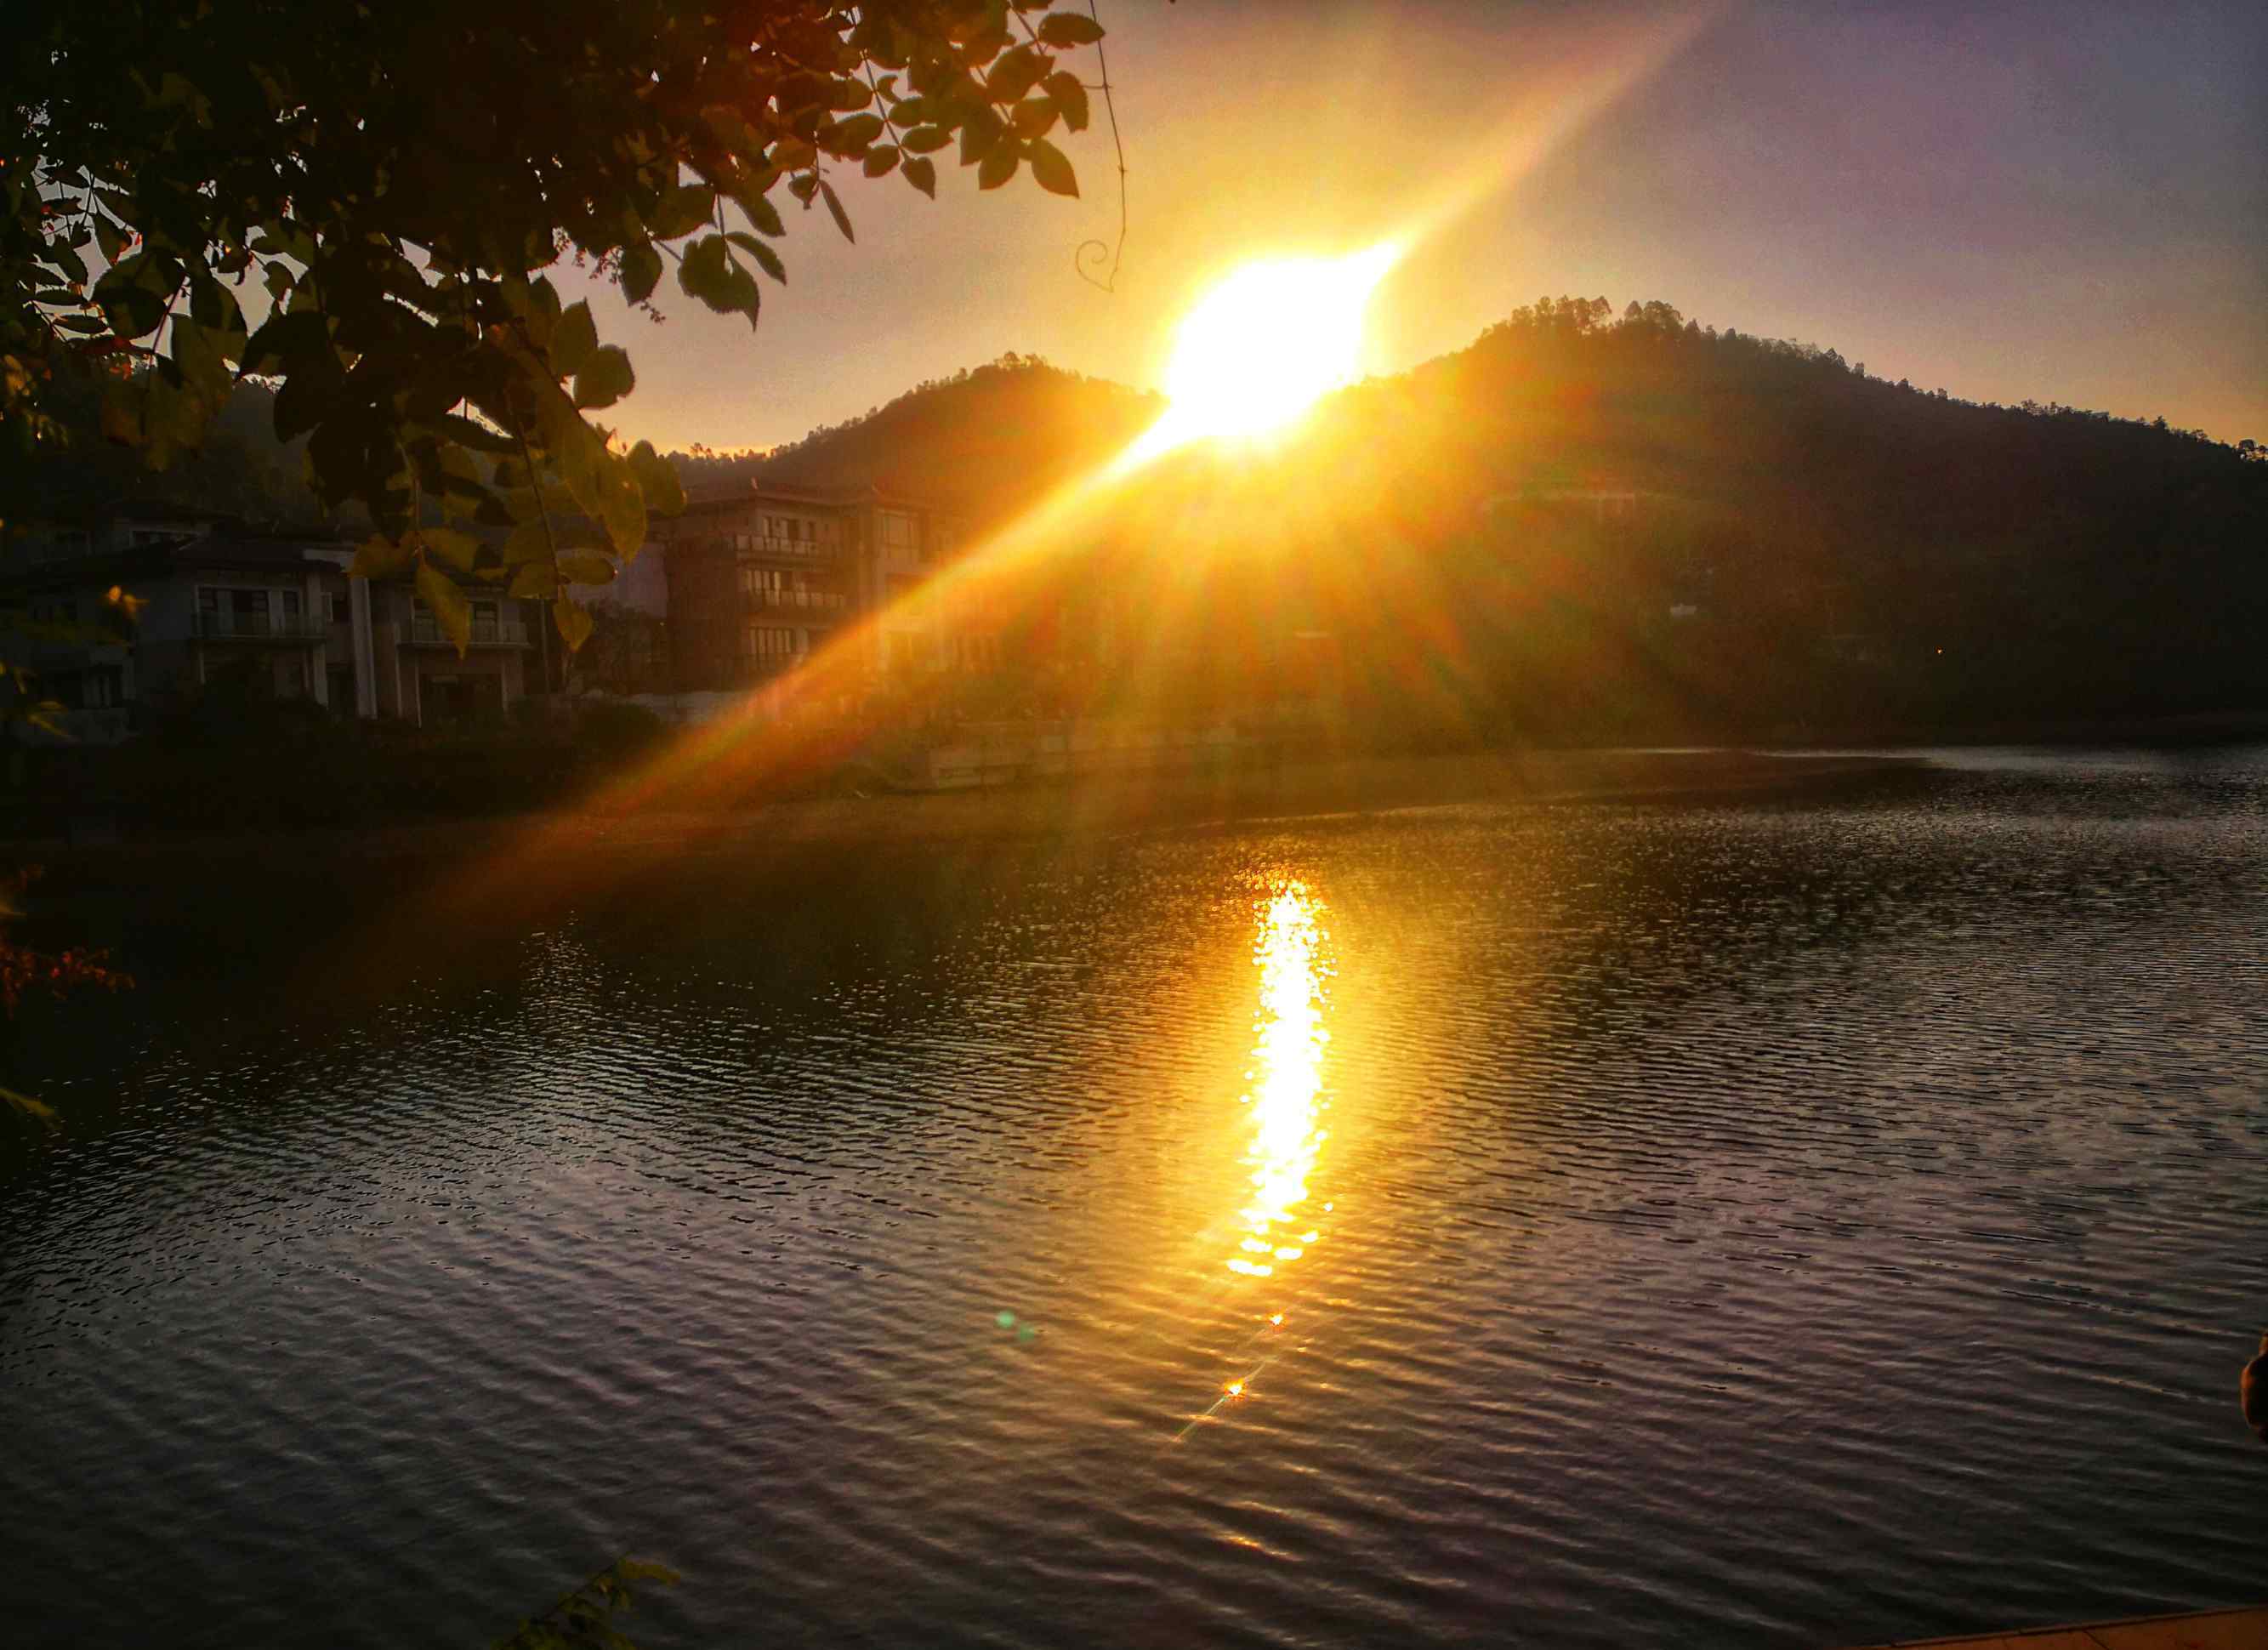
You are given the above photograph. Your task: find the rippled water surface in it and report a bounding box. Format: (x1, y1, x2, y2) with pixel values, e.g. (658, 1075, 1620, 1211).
(6, 748, 2266, 1648)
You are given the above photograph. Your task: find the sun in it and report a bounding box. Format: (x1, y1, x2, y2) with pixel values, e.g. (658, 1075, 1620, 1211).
(1128, 243, 1401, 463)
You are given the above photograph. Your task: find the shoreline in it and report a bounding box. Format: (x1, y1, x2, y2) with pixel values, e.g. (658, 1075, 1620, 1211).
(13, 748, 1920, 884)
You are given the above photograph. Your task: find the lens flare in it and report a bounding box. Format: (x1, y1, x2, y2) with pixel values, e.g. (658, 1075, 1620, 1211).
(1127, 245, 1401, 464)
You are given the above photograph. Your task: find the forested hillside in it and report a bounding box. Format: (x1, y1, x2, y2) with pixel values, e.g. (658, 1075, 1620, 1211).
(665, 354, 1162, 525)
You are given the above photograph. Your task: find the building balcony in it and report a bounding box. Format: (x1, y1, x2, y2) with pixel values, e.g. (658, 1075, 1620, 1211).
(698, 533, 839, 562)
(743, 589, 849, 613)
(196, 612, 329, 642)
(404, 616, 533, 648)
(737, 652, 809, 679)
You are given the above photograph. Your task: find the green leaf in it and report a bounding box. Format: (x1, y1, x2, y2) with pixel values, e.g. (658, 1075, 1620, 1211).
(1012, 97, 1059, 139)
(821, 113, 885, 153)
(594, 449, 645, 557)
(620, 242, 663, 304)
(738, 187, 786, 237)
(435, 411, 517, 455)
(628, 440, 686, 519)
(93, 215, 125, 266)
(649, 181, 717, 241)
(678, 234, 761, 326)
(818, 180, 855, 243)
(1028, 139, 1077, 198)
(572, 345, 635, 410)
(901, 125, 952, 156)
(959, 106, 1005, 168)
(417, 526, 480, 572)
(1046, 71, 1090, 133)
(902, 156, 938, 198)
(1037, 12, 1106, 47)
(1, 1087, 58, 1128)
(557, 549, 617, 586)
(507, 562, 558, 600)
(416, 560, 473, 655)
(501, 520, 553, 565)
(986, 45, 1048, 105)
(978, 142, 1020, 191)
(553, 595, 594, 653)
(549, 301, 597, 378)
(726, 232, 787, 283)
(350, 534, 413, 578)
(863, 145, 901, 179)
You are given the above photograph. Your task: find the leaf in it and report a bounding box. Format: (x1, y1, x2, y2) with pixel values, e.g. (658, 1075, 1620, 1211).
(350, 534, 413, 578)
(416, 560, 472, 655)
(818, 180, 855, 244)
(93, 215, 125, 266)
(435, 411, 517, 455)
(862, 145, 901, 179)
(417, 526, 480, 572)
(553, 595, 594, 653)
(1037, 12, 1106, 47)
(628, 440, 686, 518)
(738, 187, 786, 238)
(594, 449, 645, 556)
(1, 1087, 58, 1129)
(727, 232, 787, 283)
(1046, 71, 1090, 133)
(986, 45, 1048, 105)
(899, 124, 950, 155)
(507, 562, 558, 600)
(649, 181, 717, 241)
(678, 235, 761, 326)
(620, 242, 663, 304)
(1012, 98, 1059, 139)
(549, 301, 597, 378)
(1028, 138, 1077, 198)
(572, 345, 635, 410)
(902, 156, 937, 198)
(821, 114, 884, 153)
(977, 142, 1020, 191)
(959, 106, 1005, 168)
(501, 520, 553, 565)
(557, 549, 617, 587)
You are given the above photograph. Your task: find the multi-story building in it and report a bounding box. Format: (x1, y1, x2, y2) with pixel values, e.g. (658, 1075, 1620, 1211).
(655, 481, 980, 691)
(0, 512, 548, 739)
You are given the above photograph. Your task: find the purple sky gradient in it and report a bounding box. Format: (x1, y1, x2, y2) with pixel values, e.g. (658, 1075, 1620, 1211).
(569, 0, 2268, 453)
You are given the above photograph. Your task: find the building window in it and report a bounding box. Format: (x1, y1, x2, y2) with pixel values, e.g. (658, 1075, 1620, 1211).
(740, 623, 798, 659)
(879, 510, 917, 550)
(329, 591, 350, 624)
(198, 586, 274, 636)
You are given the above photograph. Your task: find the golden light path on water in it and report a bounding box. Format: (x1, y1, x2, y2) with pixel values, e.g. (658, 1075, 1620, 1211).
(1179, 882, 1333, 1442)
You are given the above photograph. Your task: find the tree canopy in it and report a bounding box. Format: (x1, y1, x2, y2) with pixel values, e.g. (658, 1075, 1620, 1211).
(2, 0, 1104, 651)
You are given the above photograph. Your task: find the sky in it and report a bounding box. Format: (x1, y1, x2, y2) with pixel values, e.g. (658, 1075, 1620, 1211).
(571, 0, 2268, 454)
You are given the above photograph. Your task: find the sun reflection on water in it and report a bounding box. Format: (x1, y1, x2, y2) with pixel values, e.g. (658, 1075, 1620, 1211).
(1174, 884, 1338, 1440)
(1227, 884, 1332, 1281)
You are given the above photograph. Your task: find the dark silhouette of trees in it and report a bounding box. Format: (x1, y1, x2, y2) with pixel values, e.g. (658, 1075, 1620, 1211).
(3, 1, 1107, 651)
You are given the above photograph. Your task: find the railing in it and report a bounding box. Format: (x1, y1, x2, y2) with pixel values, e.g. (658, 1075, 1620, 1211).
(196, 612, 328, 641)
(407, 616, 532, 647)
(744, 589, 848, 612)
(714, 534, 838, 560)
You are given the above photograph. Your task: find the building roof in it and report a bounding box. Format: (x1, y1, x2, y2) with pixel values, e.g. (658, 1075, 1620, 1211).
(0, 530, 355, 594)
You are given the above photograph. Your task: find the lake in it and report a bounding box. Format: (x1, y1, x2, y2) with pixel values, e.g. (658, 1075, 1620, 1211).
(5, 747, 2265, 1648)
